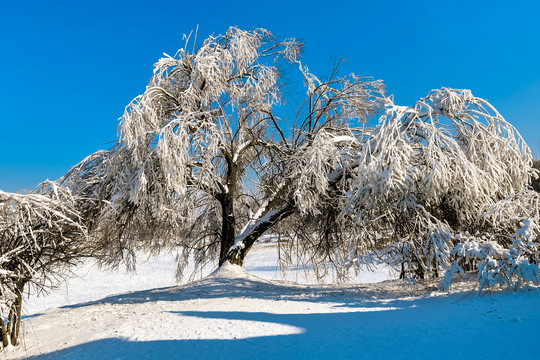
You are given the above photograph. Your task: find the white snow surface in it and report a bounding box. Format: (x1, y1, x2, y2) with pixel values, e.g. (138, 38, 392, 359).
(5, 244, 540, 359)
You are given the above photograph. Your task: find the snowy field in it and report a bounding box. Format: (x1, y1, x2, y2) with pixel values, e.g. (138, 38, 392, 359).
(4, 244, 540, 360)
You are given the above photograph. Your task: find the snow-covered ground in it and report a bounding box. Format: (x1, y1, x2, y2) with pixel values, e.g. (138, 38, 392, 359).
(5, 244, 540, 359)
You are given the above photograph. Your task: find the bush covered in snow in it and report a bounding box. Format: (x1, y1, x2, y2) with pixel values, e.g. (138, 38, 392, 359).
(0, 182, 88, 348)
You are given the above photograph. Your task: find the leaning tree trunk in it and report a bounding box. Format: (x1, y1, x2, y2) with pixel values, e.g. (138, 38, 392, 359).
(220, 165, 347, 267)
(223, 202, 296, 267)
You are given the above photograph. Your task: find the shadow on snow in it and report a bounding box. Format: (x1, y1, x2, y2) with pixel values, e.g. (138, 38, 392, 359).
(21, 273, 540, 360)
(24, 301, 540, 360)
(58, 273, 417, 311)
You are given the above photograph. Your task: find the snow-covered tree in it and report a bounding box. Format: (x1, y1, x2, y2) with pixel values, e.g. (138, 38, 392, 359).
(62, 27, 538, 289)
(61, 27, 385, 277)
(0, 182, 88, 348)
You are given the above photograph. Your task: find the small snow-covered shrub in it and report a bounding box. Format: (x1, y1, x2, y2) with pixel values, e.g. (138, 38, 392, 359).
(441, 219, 539, 290)
(0, 182, 87, 348)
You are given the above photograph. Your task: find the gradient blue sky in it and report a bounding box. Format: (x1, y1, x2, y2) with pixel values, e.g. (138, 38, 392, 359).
(1, 0, 539, 192)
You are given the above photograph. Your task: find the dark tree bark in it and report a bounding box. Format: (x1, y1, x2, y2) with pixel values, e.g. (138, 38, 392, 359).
(531, 160, 540, 192)
(224, 201, 296, 266)
(218, 195, 237, 266)
(1, 282, 25, 348)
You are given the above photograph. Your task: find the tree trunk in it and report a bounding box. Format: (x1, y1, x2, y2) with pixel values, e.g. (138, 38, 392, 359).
(223, 202, 296, 267)
(225, 241, 253, 267)
(1, 284, 24, 349)
(1, 316, 8, 348)
(10, 290, 22, 346)
(220, 165, 346, 268)
(218, 196, 236, 266)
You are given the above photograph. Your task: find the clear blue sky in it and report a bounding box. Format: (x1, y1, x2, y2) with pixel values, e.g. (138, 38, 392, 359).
(1, 0, 539, 192)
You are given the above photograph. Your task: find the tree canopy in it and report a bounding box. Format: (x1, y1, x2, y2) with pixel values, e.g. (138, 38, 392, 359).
(59, 27, 540, 288)
(61, 27, 384, 274)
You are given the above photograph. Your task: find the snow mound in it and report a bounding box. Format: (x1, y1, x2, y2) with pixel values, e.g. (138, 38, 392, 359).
(208, 261, 253, 279)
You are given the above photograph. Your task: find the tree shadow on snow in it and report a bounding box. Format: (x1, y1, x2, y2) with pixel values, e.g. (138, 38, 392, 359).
(23, 303, 540, 360)
(58, 273, 421, 311)
(21, 274, 540, 360)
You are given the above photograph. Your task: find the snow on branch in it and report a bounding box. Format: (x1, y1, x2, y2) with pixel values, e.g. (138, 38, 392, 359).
(0, 181, 88, 347)
(341, 88, 538, 286)
(116, 27, 303, 204)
